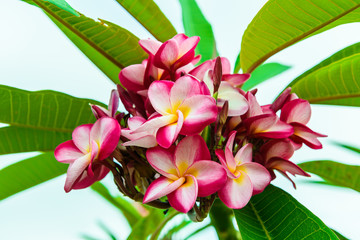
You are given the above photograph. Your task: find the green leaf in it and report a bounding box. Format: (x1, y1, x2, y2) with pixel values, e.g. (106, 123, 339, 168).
(287, 42, 360, 107)
(0, 126, 70, 155)
(184, 223, 211, 240)
(23, 0, 79, 16)
(240, 0, 360, 73)
(242, 62, 291, 91)
(179, 0, 217, 63)
(23, 0, 147, 85)
(114, 0, 177, 42)
(299, 160, 360, 192)
(91, 182, 141, 227)
(234, 185, 338, 240)
(164, 219, 192, 240)
(332, 229, 349, 240)
(332, 141, 360, 154)
(0, 152, 67, 200)
(234, 53, 241, 73)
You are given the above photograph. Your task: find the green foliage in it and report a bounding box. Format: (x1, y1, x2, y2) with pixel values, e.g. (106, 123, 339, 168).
(115, 0, 177, 42)
(179, 0, 217, 63)
(22, 0, 147, 85)
(332, 229, 349, 240)
(299, 161, 360, 192)
(288, 42, 360, 107)
(242, 62, 291, 91)
(240, 0, 360, 73)
(91, 182, 141, 227)
(0, 152, 67, 200)
(234, 185, 338, 240)
(333, 142, 360, 154)
(23, 0, 78, 15)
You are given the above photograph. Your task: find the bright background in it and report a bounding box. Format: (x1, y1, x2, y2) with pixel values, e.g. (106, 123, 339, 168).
(1, 0, 360, 239)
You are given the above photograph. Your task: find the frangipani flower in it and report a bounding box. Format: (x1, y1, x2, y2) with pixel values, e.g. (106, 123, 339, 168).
(280, 99, 327, 149)
(143, 135, 226, 213)
(90, 89, 121, 120)
(55, 117, 121, 192)
(140, 33, 200, 73)
(215, 131, 271, 209)
(121, 116, 157, 148)
(132, 75, 217, 148)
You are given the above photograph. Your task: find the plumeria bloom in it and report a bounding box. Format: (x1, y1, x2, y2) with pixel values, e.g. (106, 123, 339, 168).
(55, 117, 121, 192)
(132, 75, 217, 148)
(256, 139, 310, 187)
(143, 135, 226, 213)
(121, 116, 157, 148)
(90, 89, 122, 121)
(215, 131, 271, 209)
(139, 33, 200, 73)
(280, 98, 327, 149)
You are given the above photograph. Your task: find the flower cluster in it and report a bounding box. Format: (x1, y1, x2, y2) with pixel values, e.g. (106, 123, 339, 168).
(55, 34, 326, 217)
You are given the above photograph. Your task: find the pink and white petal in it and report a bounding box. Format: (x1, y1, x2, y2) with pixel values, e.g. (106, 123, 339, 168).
(220, 57, 231, 74)
(218, 83, 249, 116)
(245, 92, 263, 117)
(148, 80, 174, 115)
(292, 123, 327, 149)
(260, 139, 294, 161)
(167, 175, 198, 213)
(234, 143, 253, 165)
(88, 140, 100, 177)
(170, 75, 202, 108)
(122, 135, 157, 148)
(189, 60, 213, 80)
(91, 105, 110, 119)
(131, 114, 177, 134)
(173, 49, 196, 71)
(156, 111, 183, 149)
(109, 89, 120, 117)
(179, 95, 217, 135)
(72, 124, 92, 154)
(187, 161, 227, 197)
(143, 176, 185, 203)
(202, 70, 214, 94)
(71, 164, 109, 190)
(128, 116, 147, 130)
(64, 153, 92, 192)
(119, 64, 146, 92)
(90, 117, 121, 160)
(55, 140, 84, 163)
(238, 163, 271, 195)
(280, 99, 311, 124)
(215, 149, 237, 178)
(175, 135, 211, 176)
(154, 39, 179, 70)
(218, 172, 253, 209)
(222, 74, 250, 87)
(270, 87, 291, 113)
(266, 158, 310, 177)
(146, 146, 178, 179)
(173, 33, 188, 44)
(178, 36, 199, 56)
(138, 39, 162, 56)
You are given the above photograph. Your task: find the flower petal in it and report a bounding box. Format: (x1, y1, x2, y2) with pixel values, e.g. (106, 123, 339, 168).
(175, 135, 211, 176)
(215, 149, 237, 178)
(154, 39, 179, 70)
(64, 153, 92, 192)
(234, 143, 253, 165)
(245, 92, 263, 117)
(266, 158, 310, 177)
(170, 75, 202, 109)
(167, 175, 198, 213)
(72, 124, 92, 154)
(131, 114, 177, 134)
(225, 132, 237, 172)
(122, 135, 157, 148)
(218, 172, 253, 209)
(239, 162, 271, 195)
(148, 80, 174, 115)
(138, 39, 162, 56)
(280, 99, 311, 125)
(179, 95, 217, 135)
(90, 117, 121, 160)
(143, 176, 185, 203)
(222, 74, 250, 87)
(156, 111, 184, 148)
(146, 146, 178, 179)
(55, 140, 84, 163)
(218, 82, 249, 116)
(260, 139, 294, 161)
(119, 64, 146, 93)
(187, 161, 227, 197)
(291, 123, 327, 149)
(71, 164, 110, 190)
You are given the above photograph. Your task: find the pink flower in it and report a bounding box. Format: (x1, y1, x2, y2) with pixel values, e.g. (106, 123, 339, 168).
(143, 135, 226, 213)
(54, 117, 121, 192)
(121, 116, 157, 148)
(215, 131, 271, 209)
(280, 99, 327, 149)
(132, 75, 217, 148)
(139, 33, 200, 73)
(90, 89, 122, 120)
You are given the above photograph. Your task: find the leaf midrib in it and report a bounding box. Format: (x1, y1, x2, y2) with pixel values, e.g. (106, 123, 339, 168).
(33, 0, 125, 69)
(244, 3, 360, 73)
(249, 201, 272, 240)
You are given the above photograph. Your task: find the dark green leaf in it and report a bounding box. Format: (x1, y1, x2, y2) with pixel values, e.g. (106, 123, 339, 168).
(287, 42, 360, 107)
(299, 160, 360, 192)
(332, 229, 349, 240)
(0, 152, 67, 200)
(23, 0, 147, 85)
(332, 141, 360, 154)
(240, 0, 360, 73)
(242, 62, 291, 91)
(234, 185, 338, 240)
(91, 182, 141, 227)
(179, 0, 217, 63)
(234, 53, 241, 73)
(115, 0, 177, 42)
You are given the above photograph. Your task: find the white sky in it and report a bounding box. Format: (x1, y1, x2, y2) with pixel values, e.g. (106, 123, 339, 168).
(0, 0, 360, 239)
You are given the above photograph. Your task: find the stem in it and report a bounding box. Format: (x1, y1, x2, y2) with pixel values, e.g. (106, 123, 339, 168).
(209, 199, 241, 240)
(149, 210, 180, 240)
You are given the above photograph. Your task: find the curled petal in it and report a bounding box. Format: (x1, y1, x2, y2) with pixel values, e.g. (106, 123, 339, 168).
(72, 124, 92, 154)
(260, 139, 294, 162)
(175, 135, 211, 176)
(239, 162, 271, 195)
(167, 175, 198, 213)
(222, 74, 250, 87)
(109, 89, 120, 118)
(291, 123, 327, 149)
(55, 140, 84, 163)
(64, 153, 92, 192)
(271, 87, 291, 113)
(280, 99, 311, 125)
(119, 64, 146, 93)
(156, 111, 184, 148)
(189, 60, 213, 80)
(72, 164, 110, 190)
(245, 92, 263, 117)
(217, 82, 249, 116)
(266, 158, 310, 178)
(146, 146, 178, 180)
(187, 161, 227, 197)
(139, 39, 162, 56)
(143, 176, 185, 203)
(154, 39, 179, 70)
(218, 172, 252, 209)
